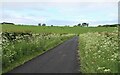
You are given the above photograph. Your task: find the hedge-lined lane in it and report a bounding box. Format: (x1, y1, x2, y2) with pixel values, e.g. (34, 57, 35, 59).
(6, 36, 79, 73)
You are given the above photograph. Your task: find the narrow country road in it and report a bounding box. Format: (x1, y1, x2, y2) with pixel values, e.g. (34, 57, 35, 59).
(7, 36, 80, 73)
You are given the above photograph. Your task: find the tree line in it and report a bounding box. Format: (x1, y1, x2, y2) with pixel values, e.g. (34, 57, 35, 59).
(38, 23, 89, 27)
(1, 22, 89, 27)
(38, 23, 46, 26)
(98, 24, 120, 27)
(1, 22, 120, 27)
(74, 23, 89, 27)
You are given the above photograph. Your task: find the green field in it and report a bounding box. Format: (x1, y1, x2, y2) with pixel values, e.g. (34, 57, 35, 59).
(1, 24, 119, 74)
(1, 24, 115, 34)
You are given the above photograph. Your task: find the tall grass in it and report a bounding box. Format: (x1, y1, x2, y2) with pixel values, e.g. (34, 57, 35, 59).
(78, 29, 119, 73)
(2, 32, 75, 73)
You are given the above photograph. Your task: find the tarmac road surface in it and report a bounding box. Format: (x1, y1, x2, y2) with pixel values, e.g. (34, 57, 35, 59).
(7, 36, 80, 73)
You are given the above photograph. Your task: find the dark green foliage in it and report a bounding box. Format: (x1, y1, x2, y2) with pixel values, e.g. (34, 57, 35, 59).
(38, 23, 41, 26)
(82, 23, 89, 27)
(1, 22, 14, 25)
(98, 24, 119, 27)
(77, 23, 81, 26)
(42, 23, 46, 26)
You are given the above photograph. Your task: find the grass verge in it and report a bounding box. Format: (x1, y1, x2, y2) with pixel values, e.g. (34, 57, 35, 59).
(78, 31, 119, 73)
(2, 33, 75, 73)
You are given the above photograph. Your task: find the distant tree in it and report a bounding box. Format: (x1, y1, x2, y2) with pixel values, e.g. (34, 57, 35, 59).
(73, 25, 77, 27)
(87, 23, 89, 27)
(1, 22, 14, 25)
(98, 25, 102, 27)
(82, 23, 89, 27)
(77, 23, 81, 26)
(38, 23, 41, 26)
(101, 24, 117, 27)
(97, 24, 120, 27)
(42, 23, 46, 26)
(51, 25, 53, 27)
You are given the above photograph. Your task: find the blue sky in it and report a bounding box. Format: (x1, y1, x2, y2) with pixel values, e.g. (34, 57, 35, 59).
(1, 1, 118, 26)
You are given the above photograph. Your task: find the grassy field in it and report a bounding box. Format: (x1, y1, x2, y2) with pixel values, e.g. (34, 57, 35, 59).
(1, 24, 115, 34)
(1, 24, 118, 74)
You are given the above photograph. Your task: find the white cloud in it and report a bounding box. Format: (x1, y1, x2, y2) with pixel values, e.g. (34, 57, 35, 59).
(1, 1, 118, 26)
(1, 11, 46, 25)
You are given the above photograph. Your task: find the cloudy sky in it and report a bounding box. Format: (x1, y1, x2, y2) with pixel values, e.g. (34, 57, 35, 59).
(0, 0, 119, 26)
